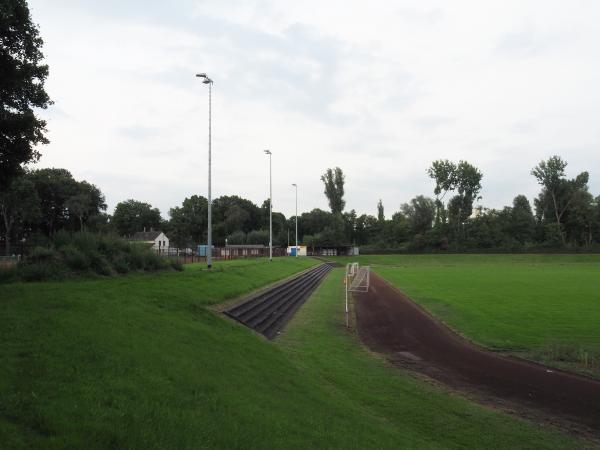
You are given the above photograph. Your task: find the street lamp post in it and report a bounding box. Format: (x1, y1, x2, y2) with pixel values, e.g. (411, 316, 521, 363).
(292, 183, 298, 257)
(264, 150, 273, 261)
(196, 72, 213, 269)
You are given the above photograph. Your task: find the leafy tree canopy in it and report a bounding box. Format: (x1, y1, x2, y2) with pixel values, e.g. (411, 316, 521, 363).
(1, 0, 52, 188)
(321, 167, 345, 215)
(112, 199, 161, 237)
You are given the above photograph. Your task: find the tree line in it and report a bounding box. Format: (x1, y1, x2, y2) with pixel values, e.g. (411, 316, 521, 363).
(3, 1, 600, 254)
(3, 155, 599, 255)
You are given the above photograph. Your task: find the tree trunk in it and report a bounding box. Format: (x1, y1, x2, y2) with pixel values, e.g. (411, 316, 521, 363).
(551, 192, 566, 246)
(2, 213, 13, 255)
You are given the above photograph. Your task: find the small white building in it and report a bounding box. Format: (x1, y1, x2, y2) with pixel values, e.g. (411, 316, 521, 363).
(131, 231, 169, 253)
(286, 245, 307, 256)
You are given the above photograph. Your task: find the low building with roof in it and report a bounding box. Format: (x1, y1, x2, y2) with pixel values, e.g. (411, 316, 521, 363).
(130, 230, 169, 253)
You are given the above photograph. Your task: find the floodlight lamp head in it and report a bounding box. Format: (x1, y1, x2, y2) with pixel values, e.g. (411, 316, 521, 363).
(264, 149, 272, 155)
(292, 183, 297, 187)
(196, 73, 206, 78)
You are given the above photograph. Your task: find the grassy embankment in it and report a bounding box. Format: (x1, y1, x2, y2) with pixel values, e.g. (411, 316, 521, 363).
(0, 257, 584, 448)
(337, 254, 600, 376)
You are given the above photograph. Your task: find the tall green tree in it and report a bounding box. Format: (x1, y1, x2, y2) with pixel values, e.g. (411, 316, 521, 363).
(377, 199, 384, 222)
(343, 209, 357, 244)
(427, 159, 457, 224)
(428, 159, 482, 231)
(1, 0, 52, 189)
(531, 156, 589, 245)
(400, 195, 436, 236)
(320, 167, 345, 215)
(29, 168, 77, 233)
(28, 168, 105, 234)
(508, 195, 536, 244)
(448, 161, 483, 230)
(564, 190, 595, 246)
(0, 174, 40, 253)
(298, 208, 333, 239)
(112, 199, 162, 237)
(168, 195, 208, 248)
(65, 181, 106, 231)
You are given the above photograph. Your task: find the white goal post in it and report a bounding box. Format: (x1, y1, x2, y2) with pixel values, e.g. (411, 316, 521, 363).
(344, 262, 370, 327)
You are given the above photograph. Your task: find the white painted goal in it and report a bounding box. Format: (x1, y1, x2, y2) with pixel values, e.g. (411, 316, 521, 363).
(344, 262, 370, 327)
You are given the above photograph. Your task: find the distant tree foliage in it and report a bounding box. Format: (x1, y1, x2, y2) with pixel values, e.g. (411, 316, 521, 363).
(0, 175, 40, 252)
(1, 0, 52, 189)
(377, 199, 384, 222)
(427, 160, 482, 227)
(168, 195, 208, 249)
(112, 199, 161, 237)
(4, 157, 600, 255)
(532, 156, 589, 245)
(27, 169, 106, 234)
(508, 195, 536, 244)
(401, 196, 436, 236)
(321, 167, 345, 215)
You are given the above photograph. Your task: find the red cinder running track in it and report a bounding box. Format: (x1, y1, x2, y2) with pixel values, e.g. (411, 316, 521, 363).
(355, 273, 600, 432)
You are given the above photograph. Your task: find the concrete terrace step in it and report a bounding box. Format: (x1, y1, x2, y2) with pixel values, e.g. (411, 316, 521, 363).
(224, 263, 333, 339)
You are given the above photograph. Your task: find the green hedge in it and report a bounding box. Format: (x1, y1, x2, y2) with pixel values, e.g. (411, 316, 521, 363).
(0, 231, 183, 283)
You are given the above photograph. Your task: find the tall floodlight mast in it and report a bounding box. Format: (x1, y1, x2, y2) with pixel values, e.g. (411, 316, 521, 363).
(264, 150, 273, 261)
(292, 183, 298, 257)
(196, 72, 213, 269)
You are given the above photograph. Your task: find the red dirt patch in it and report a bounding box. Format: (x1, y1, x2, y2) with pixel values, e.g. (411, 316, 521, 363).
(355, 273, 600, 434)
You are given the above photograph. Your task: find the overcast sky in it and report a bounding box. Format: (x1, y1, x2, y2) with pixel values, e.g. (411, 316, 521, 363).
(29, 0, 600, 219)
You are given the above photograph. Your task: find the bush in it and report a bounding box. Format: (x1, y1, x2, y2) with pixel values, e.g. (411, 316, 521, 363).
(142, 251, 167, 272)
(62, 245, 91, 271)
(72, 232, 100, 254)
(112, 255, 131, 274)
(99, 234, 129, 259)
(20, 263, 63, 282)
(169, 259, 184, 272)
(1, 232, 183, 283)
(53, 230, 72, 249)
(0, 266, 19, 283)
(28, 246, 59, 264)
(88, 251, 113, 276)
(127, 245, 147, 271)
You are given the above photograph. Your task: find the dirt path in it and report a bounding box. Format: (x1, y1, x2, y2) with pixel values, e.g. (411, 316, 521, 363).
(355, 273, 600, 434)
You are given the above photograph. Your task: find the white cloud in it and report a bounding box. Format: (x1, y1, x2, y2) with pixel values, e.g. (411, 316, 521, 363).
(28, 0, 600, 220)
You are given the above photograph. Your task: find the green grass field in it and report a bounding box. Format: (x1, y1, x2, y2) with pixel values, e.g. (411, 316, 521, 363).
(337, 254, 600, 376)
(0, 256, 586, 448)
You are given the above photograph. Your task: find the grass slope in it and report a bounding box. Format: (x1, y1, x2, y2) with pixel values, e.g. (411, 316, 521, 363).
(0, 258, 318, 449)
(0, 257, 583, 448)
(337, 254, 600, 375)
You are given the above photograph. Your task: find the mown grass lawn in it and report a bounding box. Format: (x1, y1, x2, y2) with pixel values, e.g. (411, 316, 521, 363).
(279, 268, 585, 449)
(0, 257, 318, 449)
(337, 254, 600, 375)
(0, 257, 585, 448)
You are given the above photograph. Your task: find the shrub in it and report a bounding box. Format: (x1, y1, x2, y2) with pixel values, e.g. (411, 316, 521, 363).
(72, 232, 100, 254)
(169, 259, 184, 272)
(99, 234, 129, 260)
(20, 263, 62, 282)
(127, 246, 147, 271)
(62, 245, 91, 271)
(112, 255, 130, 274)
(0, 266, 19, 283)
(88, 251, 113, 276)
(27, 246, 59, 264)
(2, 232, 180, 283)
(142, 251, 167, 271)
(53, 230, 72, 249)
